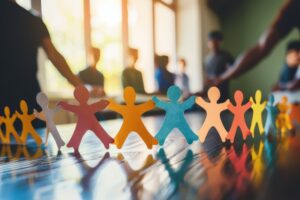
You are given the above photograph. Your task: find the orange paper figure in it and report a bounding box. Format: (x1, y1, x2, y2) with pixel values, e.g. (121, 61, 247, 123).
(153, 86, 198, 145)
(0, 106, 22, 144)
(0, 129, 5, 144)
(108, 87, 158, 149)
(196, 87, 229, 143)
(16, 100, 43, 146)
(227, 90, 252, 143)
(290, 104, 300, 125)
(249, 90, 267, 136)
(58, 85, 114, 151)
(35, 92, 65, 150)
(276, 96, 293, 133)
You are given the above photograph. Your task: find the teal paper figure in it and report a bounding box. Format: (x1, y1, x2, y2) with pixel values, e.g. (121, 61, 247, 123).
(157, 149, 193, 198)
(265, 94, 278, 134)
(152, 85, 198, 145)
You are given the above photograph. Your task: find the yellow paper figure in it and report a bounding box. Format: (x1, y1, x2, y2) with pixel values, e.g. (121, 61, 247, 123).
(108, 87, 158, 149)
(16, 100, 42, 146)
(0, 106, 22, 144)
(249, 90, 267, 136)
(276, 96, 293, 134)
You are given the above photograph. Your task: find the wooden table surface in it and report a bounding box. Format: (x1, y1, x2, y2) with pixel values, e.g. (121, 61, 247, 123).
(1, 112, 300, 200)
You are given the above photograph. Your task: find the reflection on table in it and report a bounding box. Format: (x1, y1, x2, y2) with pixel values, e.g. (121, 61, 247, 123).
(1, 112, 300, 200)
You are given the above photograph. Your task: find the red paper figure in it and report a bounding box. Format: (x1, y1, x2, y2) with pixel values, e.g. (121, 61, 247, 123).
(58, 85, 114, 151)
(16, 100, 43, 146)
(0, 106, 22, 144)
(196, 86, 229, 143)
(108, 87, 158, 149)
(227, 90, 252, 143)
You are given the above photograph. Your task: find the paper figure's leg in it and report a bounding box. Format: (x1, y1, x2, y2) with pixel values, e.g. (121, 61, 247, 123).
(67, 126, 86, 151)
(240, 122, 251, 141)
(215, 121, 228, 143)
(138, 125, 157, 149)
(258, 120, 265, 135)
(198, 121, 211, 143)
(93, 124, 114, 149)
(20, 131, 28, 145)
(177, 122, 198, 144)
(10, 129, 22, 144)
(28, 128, 43, 146)
(250, 120, 256, 137)
(0, 130, 7, 144)
(114, 124, 130, 149)
(50, 126, 65, 149)
(285, 116, 293, 130)
(155, 124, 174, 145)
(264, 118, 271, 134)
(227, 122, 238, 143)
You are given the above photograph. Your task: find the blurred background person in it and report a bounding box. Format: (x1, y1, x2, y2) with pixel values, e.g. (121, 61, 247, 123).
(204, 30, 234, 101)
(175, 58, 190, 98)
(122, 48, 146, 94)
(272, 40, 300, 91)
(0, 0, 81, 118)
(78, 47, 106, 97)
(155, 55, 175, 94)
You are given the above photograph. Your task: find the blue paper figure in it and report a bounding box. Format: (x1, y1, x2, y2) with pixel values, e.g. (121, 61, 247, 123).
(265, 94, 278, 134)
(152, 86, 198, 145)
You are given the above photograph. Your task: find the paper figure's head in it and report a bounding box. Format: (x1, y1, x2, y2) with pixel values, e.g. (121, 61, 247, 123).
(268, 94, 275, 105)
(20, 100, 28, 114)
(4, 106, 10, 117)
(282, 96, 288, 104)
(36, 92, 49, 107)
(124, 87, 136, 105)
(167, 85, 181, 102)
(234, 90, 244, 104)
(74, 85, 89, 104)
(255, 90, 262, 102)
(208, 87, 220, 103)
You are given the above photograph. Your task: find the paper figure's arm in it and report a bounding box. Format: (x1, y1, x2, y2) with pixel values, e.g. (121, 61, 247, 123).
(196, 97, 208, 109)
(249, 97, 254, 104)
(220, 99, 230, 110)
(181, 96, 196, 110)
(0, 116, 4, 124)
(227, 102, 235, 112)
(33, 109, 46, 121)
(90, 99, 109, 112)
(107, 99, 124, 113)
(57, 101, 78, 112)
(243, 101, 252, 111)
(152, 96, 168, 110)
(138, 100, 155, 113)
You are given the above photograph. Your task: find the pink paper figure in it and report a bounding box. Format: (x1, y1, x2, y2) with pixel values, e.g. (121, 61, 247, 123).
(227, 90, 252, 143)
(196, 86, 229, 143)
(0, 106, 22, 144)
(58, 85, 114, 151)
(16, 100, 43, 146)
(34, 92, 65, 150)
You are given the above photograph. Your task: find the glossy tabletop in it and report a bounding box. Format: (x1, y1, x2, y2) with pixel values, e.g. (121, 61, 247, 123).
(1, 112, 300, 200)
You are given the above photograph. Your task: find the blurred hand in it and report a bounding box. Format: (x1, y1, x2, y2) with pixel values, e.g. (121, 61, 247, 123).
(206, 76, 223, 86)
(271, 83, 281, 91)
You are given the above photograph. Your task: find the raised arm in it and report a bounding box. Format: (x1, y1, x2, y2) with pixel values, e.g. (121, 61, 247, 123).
(195, 97, 208, 109)
(107, 99, 124, 113)
(137, 100, 155, 113)
(243, 101, 252, 111)
(152, 96, 168, 110)
(33, 109, 46, 121)
(57, 101, 78, 113)
(227, 102, 235, 112)
(90, 99, 109, 112)
(181, 96, 196, 110)
(220, 99, 230, 110)
(249, 97, 254, 104)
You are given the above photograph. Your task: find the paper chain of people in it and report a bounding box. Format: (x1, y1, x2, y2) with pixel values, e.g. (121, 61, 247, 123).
(0, 85, 295, 151)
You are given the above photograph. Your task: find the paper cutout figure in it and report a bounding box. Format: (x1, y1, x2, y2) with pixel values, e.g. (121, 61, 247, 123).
(251, 142, 265, 188)
(153, 86, 198, 145)
(276, 96, 293, 133)
(265, 94, 279, 134)
(108, 87, 157, 149)
(249, 90, 267, 135)
(58, 85, 114, 151)
(35, 92, 65, 150)
(16, 100, 43, 146)
(227, 90, 252, 143)
(0, 129, 5, 144)
(157, 149, 193, 198)
(0, 106, 22, 144)
(196, 86, 229, 143)
(290, 104, 300, 125)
